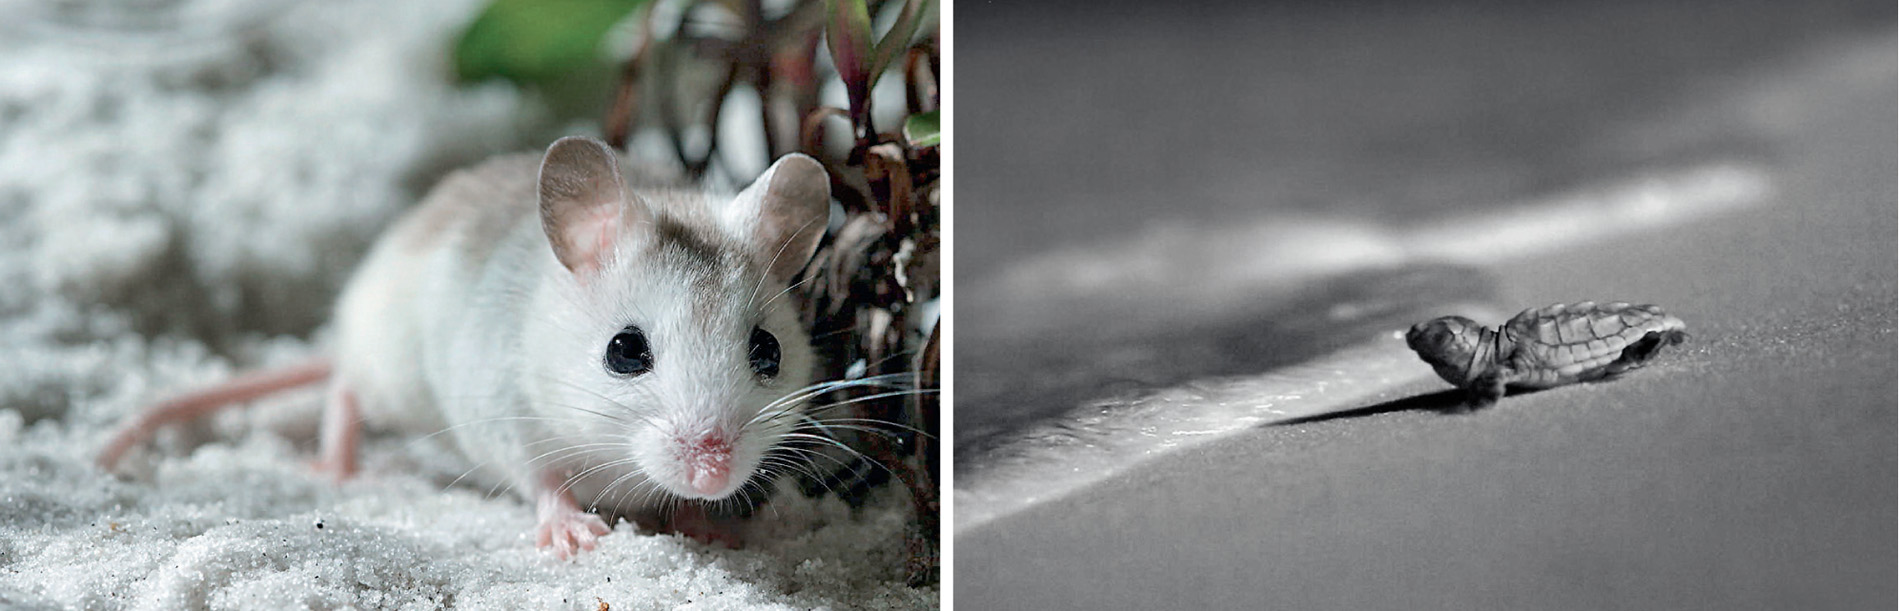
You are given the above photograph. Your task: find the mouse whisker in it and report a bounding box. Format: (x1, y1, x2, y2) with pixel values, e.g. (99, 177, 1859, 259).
(745, 376, 917, 426)
(567, 457, 643, 504)
(756, 456, 829, 497)
(778, 431, 884, 462)
(768, 390, 934, 432)
(745, 214, 825, 310)
(769, 444, 856, 476)
(735, 472, 780, 515)
(768, 444, 876, 501)
(754, 269, 816, 316)
(520, 434, 607, 449)
(435, 428, 599, 495)
(834, 348, 927, 379)
(516, 430, 601, 461)
(522, 441, 635, 471)
(540, 400, 650, 429)
(756, 453, 819, 484)
(753, 388, 932, 430)
(639, 480, 682, 521)
(531, 374, 651, 413)
(561, 404, 630, 424)
(406, 415, 592, 449)
(569, 457, 641, 501)
(794, 416, 932, 440)
(443, 460, 499, 493)
(729, 486, 753, 518)
(798, 387, 935, 412)
(533, 376, 669, 430)
(515, 439, 626, 473)
(770, 373, 911, 404)
(771, 442, 852, 466)
(529, 396, 634, 427)
(592, 471, 649, 513)
(798, 415, 934, 433)
(483, 472, 518, 502)
(803, 326, 859, 342)
(791, 374, 921, 402)
(776, 373, 917, 399)
(591, 467, 649, 511)
(842, 371, 921, 384)
(616, 478, 670, 515)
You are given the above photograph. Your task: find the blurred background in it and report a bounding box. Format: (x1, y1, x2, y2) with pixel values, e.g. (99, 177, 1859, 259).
(954, 0, 1893, 608)
(0, 0, 937, 352)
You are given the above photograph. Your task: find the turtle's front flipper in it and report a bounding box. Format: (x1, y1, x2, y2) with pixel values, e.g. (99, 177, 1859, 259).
(1459, 371, 1509, 412)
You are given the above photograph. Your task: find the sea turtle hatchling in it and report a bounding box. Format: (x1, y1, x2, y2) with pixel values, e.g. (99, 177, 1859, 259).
(1406, 301, 1688, 410)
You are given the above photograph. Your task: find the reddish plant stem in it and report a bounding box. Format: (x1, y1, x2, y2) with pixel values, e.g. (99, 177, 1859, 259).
(603, 10, 656, 149)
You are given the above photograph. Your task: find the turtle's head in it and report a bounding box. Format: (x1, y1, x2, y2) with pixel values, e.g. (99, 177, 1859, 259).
(1406, 316, 1485, 384)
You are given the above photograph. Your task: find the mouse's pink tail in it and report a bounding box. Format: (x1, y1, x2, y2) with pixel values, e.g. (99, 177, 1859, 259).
(96, 357, 333, 470)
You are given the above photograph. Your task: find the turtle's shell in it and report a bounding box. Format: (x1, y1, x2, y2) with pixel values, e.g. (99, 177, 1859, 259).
(1501, 301, 1687, 388)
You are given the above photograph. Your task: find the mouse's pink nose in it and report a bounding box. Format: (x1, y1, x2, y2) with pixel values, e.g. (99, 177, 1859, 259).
(682, 433, 733, 497)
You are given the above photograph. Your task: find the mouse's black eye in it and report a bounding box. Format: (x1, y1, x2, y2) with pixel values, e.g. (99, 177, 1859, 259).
(748, 327, 780, 378)
(604, 326, 653, 376)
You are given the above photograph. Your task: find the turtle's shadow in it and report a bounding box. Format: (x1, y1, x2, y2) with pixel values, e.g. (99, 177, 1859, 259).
(1275, 387, 1554, 425)
(957, 264, 1499, 437)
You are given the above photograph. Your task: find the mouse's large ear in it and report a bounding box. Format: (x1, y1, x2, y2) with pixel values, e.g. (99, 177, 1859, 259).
(539, 136, 644, 277)
(727, 153, 830, 281)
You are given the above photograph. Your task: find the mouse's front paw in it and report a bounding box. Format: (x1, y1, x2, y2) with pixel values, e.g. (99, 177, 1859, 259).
(535, 510, 611, 559)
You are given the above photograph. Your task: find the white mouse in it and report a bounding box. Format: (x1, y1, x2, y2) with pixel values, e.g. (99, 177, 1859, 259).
(99, 136, 833, 557)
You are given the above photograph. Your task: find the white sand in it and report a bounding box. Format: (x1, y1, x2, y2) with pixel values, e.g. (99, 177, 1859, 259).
(0, 0, 931, 608)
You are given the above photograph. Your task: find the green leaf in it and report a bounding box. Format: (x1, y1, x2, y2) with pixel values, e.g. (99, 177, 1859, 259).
(454, 0, 649, 86)
(871, 0, 930, 77)
(903, 110, 939, 147)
